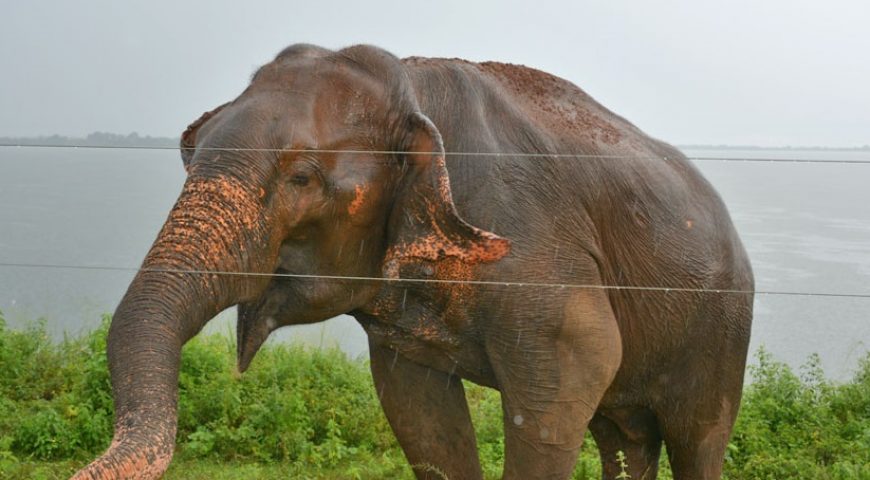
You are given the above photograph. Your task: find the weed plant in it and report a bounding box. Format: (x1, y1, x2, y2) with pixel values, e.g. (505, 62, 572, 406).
(1, 311, 868, 479)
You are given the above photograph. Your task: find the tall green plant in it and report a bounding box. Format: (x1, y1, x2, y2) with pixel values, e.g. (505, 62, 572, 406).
(2, 316, 869, 479)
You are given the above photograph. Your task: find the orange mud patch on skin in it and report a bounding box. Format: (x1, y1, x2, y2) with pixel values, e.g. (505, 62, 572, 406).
(347, 184, 368, 216)
(144, 175, 267, 272)
(434, 257, 477, 331)
(371, 257, 479, 340)
(380, 243, 488, 334)
(411, 323, 442, 341)
(432, 156, 454, 204)
(369, 152, 510, 335)
(427, 157, 510, 262)
(385, 231, 509, 271)
(71, 427, 173, 480)
(477, 61, 623, 145)
(380, 156, 510, 277)
(175, 175, 262, 231)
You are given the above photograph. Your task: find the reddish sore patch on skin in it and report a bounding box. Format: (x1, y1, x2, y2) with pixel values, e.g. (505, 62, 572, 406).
(348, 184, 368, 216)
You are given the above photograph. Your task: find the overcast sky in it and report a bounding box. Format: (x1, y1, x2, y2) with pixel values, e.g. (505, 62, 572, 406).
(1, 0, 867, 146)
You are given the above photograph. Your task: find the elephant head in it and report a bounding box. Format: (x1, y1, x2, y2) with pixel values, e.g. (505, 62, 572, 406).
(73, 44, 509, 480)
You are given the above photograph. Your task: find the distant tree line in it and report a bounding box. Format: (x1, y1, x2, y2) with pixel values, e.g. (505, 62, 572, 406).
(678, 144, 870, 151)
(0, 132, 180, 147)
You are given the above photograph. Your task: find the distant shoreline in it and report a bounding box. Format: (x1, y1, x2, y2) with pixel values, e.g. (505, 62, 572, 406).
(678, 144, 870, 151)
(0, 132, 178, 148)
(0, 133, 867, 151)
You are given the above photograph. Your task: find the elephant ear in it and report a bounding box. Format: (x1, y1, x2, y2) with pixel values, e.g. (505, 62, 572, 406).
(179, 103, 229, 172)
(384, 113, 511, 277)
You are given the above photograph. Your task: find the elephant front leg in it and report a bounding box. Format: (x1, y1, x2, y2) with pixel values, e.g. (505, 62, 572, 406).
(488, 289, 622, 480)
(368, 338, 483, 480)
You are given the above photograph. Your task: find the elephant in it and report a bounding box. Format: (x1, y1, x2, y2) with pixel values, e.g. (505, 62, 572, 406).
(73, 43, 753, 480)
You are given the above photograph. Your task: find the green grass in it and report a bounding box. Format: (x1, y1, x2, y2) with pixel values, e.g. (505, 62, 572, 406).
(1, 310, 869, 479)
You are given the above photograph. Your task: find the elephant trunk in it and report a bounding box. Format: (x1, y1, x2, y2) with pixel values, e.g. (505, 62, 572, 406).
(72, 174, 275, 480)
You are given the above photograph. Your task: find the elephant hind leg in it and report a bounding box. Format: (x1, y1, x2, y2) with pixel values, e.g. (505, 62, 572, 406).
(656, 293, 750, 479)
(655, 388, 741, 480)
(589, 408, 662, 480)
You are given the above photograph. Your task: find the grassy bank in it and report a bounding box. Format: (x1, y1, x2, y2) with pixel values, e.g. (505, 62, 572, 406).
(1, 311, 869, 479)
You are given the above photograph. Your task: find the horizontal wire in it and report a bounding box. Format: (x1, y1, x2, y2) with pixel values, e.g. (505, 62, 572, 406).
(1, 261, 869, 299)
(2, 144, 869, 299)
(1, 143, 870, 164)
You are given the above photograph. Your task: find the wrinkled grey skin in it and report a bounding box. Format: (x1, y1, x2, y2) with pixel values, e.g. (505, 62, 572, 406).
(73, 44, 753, 480)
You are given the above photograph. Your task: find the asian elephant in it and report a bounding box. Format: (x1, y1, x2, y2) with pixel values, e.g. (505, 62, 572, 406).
(73, 43, 753, 480)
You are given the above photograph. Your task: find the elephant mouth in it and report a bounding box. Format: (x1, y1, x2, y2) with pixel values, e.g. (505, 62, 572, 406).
(236, 308, 275, 373)
(236, 276, 288, 373)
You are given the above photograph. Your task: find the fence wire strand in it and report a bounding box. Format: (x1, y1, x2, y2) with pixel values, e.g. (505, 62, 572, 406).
(2, 143, 870, 300)
(1, 143, 870, 164)
(1, 261, 869, 299)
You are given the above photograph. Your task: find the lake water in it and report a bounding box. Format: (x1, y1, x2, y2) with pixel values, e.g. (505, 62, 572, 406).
(1, 147, 869, 380)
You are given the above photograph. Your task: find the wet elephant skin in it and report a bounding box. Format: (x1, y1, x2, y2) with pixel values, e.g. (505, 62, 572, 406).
(73, 43, 753, 480)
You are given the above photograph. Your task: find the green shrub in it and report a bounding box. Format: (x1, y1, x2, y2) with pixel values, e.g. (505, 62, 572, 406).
(1, 311, 869, 479)
(725, 348, 870, 479)
(174, 335, 394, 466)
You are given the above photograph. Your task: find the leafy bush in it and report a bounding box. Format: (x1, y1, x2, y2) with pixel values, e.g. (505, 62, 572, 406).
(1, 310, 869, 479)
(725, 348, 870, 479)
(0, 312, 408, 478)
(0, 313, 114, 462)
(174, 334, 395, 466)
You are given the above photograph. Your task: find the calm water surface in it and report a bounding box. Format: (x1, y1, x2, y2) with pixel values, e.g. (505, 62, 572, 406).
(1, 147, 868, 379)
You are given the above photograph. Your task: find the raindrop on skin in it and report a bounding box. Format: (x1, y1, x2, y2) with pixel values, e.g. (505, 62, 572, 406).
(446, 363, 458, 389)
(390, 349, 399, 371)
(513, 415, 524, 426)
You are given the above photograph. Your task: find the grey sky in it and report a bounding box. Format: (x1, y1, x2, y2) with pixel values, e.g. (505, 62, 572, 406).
(2, 0, 867, 146)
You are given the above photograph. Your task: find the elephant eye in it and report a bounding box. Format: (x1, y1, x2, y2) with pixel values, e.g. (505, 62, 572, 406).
(290, 174, 310, 186)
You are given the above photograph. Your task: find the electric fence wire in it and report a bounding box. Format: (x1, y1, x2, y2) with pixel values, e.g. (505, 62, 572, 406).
(2, 143, 870, 299)
(1, 143, 870, 164)
(1, 261, 869, 299)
